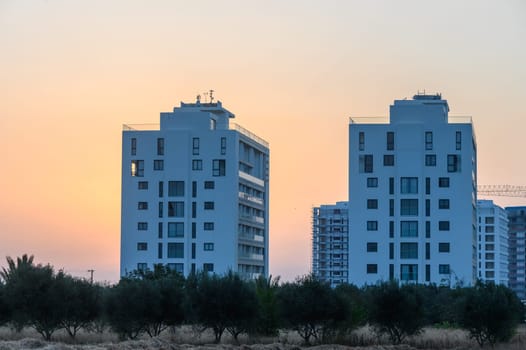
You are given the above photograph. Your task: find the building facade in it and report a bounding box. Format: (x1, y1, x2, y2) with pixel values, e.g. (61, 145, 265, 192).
(477, 200, 509, 285)
(506, 206, 526, 300)
(121, 100, 269, 278)
(348, 94, 477, 286)
(312, 201, 349, 287)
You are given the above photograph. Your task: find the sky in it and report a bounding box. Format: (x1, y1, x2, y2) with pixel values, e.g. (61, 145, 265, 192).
(1, 0, 525, 282)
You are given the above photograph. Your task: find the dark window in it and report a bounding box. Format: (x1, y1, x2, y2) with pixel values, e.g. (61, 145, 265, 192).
(400, 243, 418, 259)
(438, 177, 450, 187)
(389, 242, 394, 259)
(439, 264, 450, 274)
(168, 181, 185, 197)
(158, 202, 163, 218)
(366, 242, 378, 252)
(203, 263, 214, 273)
(137, 263, 147, 271)
(167, 243, 184, 259)
(456, 131, 461, 150)
(383, 154, 394, 166)
(192, 181, 197, 198)
(367, 177, 378, 187)
(204, 222, 214, 231)
(192, 159, 203, 170)
(367, 199, 378, 209)
(138, 181, 148, 190)
(157, 138, 164, 155)
(447, 154, 460, 172)
(386, 132, 394, 150)
(485, 217, 494, 224)
(366, 221, 378, 231)
(137, 222, 148, 230)
(425, 265, 430, 282)
(425, 177, 430, 195)
(400, 199, 418, 216)
(192, 137, 200, 155)
(485, 226, 495, 233)
(389, 264, 394, 280)
(425, 242, 430, 260)
(389, 221, 394, 238)
(389, 199, 394, 216)
(366, 264, 377, 274)
(425, 221, 430, 238)
(438, 199, 450, 209)
(168, 222, 184, 238)
(400, 221, 418, 237)
(213, 159, 226, 176)
(425, 131, 433, 150)
(204, 242, 214, 251)
(192, 222, 196, 238)
(131, 160, 144, 177)
(192, 243, 196, 259)
(439, 221, 450, 231)
(138, 202, 148, 210)
(425, 199, 430, 216)
(425, 154, 436, 166)
(359, 155, 373, 173)
(131, 138, 137, 155)
(159, 181, 164, 197)
(400, 177, 418, 194)
(389, 177, 394, 195)
(192, 202, 196, 218)
(439, 242, 450, 253)
(401, 264, 418, 281)
(168, 201, 184, 217)
(137, 242, 147, 251)
(158, 243, 162, 259)
(153, 159, 164, 170)
(359, 132, 365, 151)
(204, 181, 215, 189)
(167, 263, 184, 273)
(204, 201, 215, 210)
(221, 137, 227, 155)
(158, 222, 163, 238)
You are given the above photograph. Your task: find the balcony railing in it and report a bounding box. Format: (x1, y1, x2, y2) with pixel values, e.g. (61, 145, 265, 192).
(238, 192, 264, 205)
(239, 214, 265, 224)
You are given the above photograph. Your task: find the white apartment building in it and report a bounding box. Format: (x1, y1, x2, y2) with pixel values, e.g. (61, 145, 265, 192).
(477, 200, 509, 285)
(121, 99, 269, 278)
(348, 93, 477, 286)
(312, 202, 349, 287)
(506, 206, 526, 300)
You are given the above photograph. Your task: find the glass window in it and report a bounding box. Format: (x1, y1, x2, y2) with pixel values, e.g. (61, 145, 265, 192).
(367, 177, 378, 187)
(366, 264, 377, 274)
(485, 217, 494, 224)
(438, 221, 450, 231)
(137, 242, 147, 251)
(138, 202, 148, 210)
(367, 199, 378, 209)
(425, 131, 433, 150)
(153, 159, 164, 171)
(204, 201, 215, 210)
(400, 177, 418, 194)
(400, 199, 418, 216)
(192, 159, 203, 170)
(400, 221, 418, 237)
(203, 263, 214, 272)
(389, 221, 394, 238)
(438, 242, 450, 252)
(204, 181, 215, 189)
(383, 154, 394, 166)
(138, 181, 148, 190)
(366, 242, 378, 252)
(167, 243, 184, 259)
(425, 154, 436, 166)
(168, 181, 185, 197)
(438, 177, 450, 188)
(204, 222, 214, 231)
(425, 242, 430, 260)
(389, 177, 394, 195)
(131, 160, 144, 177)
(192, 181, 197, 198)
(158, 243, 162, 259)
(386, 132, 394, 150)
(137, 222, 148, 230)
(213, 159, 226, 176)
(167, 263, 184, 274)
(425, 221, 430, 238)
(359, 132, 365, 151)
(389, 199, 394, 216)
(158, 222, 163, 238)
(221, 137, 227, 155)
(485, 226, 495, 233)
(157, 138, 164, 156)
(425, 177, 430, 195)
(389, 243, 394, 259)
(447, 154, 460, 172)
(366, 221, 378, 231)
(158, 202, 163, 217)
(131, 138, 137, 155)
(400, 243, 418, 259)
(359, 155, 373, 173)
(401, 264, 418, 281)
(456, 131, 461, 150)
(204, 242, 214, 251)
(168, 201, 184, 217)
(192, 138, 200, 155)
(439, 264, 450, 274)
(438, 199, 450, 209)
(137, 263, 147, 271)
(168, 222, 184, 238)
(159, 181, 164, 197)
(425, 199, 430, 216)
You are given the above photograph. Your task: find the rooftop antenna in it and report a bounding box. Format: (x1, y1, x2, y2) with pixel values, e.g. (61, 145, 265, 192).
(209, 89, 215, 103)
(196, 94, 201, 103)
(203, 91, 209, 103)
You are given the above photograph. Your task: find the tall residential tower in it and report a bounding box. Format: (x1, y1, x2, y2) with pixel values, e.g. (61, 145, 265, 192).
(121, 100, 269, 278)
(348, 94, 477, 286)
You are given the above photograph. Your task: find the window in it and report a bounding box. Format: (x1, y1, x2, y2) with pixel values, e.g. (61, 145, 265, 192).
(192, 222, 196, 238)
(425, 154, 436, 166)
(367, 177, 378, 187)
(138, 202, 148, 210)
(485, 217, 494, 224)
(438, 242, 450, 253)
(192, 181, 197, 198)
(486, 253, 494, 260)
(425, 265, 430, 282)
(137, 222, 148, 230)
(447, 154, 460, 172)
(210, 118, 216, 130)
(158, 243, 162, 259)
(131, 160, 144, 177)
(389, 177, 394, 195)
(425, 242, 430, 259)
(400, 221, 418, 237)
(485, 234, 495, 242)
(400, 177, 418, 194)
(485, 271, 495, 279)
(157, 138, 164, 155)
(168, 181, 185, 197)
(400, 243, 418, 259)
(456, 131, 461, 150)
(221, 137, 227, 155)
(438, 177, 450, 187)
(359, 132, 365, 151)
(386, 132, 394, 150)
(204, 201, 215, 210)
(425, 221, 430, 238)
(192, 202, 196, 218)
(213, 159, 226, 176)
(204, 222, 214, 231)
(439, 264, 450, 274)
(192, 243, 196, 259)
(366, 242, 378, 252)
(168, 201, 184, 217)
(383, 154, 394, 166)
(389, 221, 394, 238)
(438, 199, 450, 209)
(400, 199, 418, 216)
(389, 243, 394, 259)
(367, 199, 378, 209)
(131, 138, 137, 155)
(485, 262, 495, 269)
(401, 264, 418, 281)
(138, 181, 148, 190)
(425, 131, 433, 150)
(366, 264, 377, 274)
(168, 222, 184, 238)
(137, 242, 147, 251)
(154, 159, 164, 171)
(485, 244, 495, 250)
(159, 181, 164, 197)
(203, 263, 214, 273)
(192, 159, 203, 170)
(425, 177, 430, 195)
(167, 243, 184, 259)
(389, 199, 394, 216)
(167, 263, 184, 274)
(485, 226, 494, 233)
(389, 264, 394, 280)
(158, 222, 163, 238)
(366, 221, 378, 231)
(137, 263, 147, 271)
(438, 221, 450, 231)
(425, 199, 430, 216)
(204, 242, 214, 251)
(204, 181, 215, 189)
(192, 138, 200, 155)
(359, 155, 373, 173)
(158, 202, 163, 217)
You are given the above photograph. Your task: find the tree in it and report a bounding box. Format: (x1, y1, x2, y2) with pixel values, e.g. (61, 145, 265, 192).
(459, 281, 523, 347)
(366, 281, 425, 344)
(0, 282, 10, 327)
(254, 275, 280, 336)
(277, 274, 346, 344)
(333, 283, 368, 337)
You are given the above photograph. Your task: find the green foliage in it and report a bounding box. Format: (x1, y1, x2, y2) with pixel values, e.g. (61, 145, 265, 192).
(366, 281, 425, 344)
(254, 275, 280, 336)
(333, 283, 368, 336)
(277, 274, 346, 344)
(458, 281, 522, 347)
(0, 282, 10, 326)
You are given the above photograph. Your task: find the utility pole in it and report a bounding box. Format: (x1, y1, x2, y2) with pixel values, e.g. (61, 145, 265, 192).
(87, 269, 94, 284)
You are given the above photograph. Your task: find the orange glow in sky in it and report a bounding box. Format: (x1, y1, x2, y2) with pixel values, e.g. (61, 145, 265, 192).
(1, 1, 525, 282)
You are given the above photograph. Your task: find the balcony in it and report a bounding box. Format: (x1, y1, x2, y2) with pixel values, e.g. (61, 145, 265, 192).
(239, 214, 265, 225)
(238, 192, 264, 205)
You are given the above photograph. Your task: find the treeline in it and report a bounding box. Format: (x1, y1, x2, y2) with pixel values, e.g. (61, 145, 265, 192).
(0, 255, 524, 347)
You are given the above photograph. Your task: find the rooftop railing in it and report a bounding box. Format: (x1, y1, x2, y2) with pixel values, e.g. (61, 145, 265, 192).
(231, 123, 269, 148)
(123, 123, 160, 131)
(349, 115, 473, 124)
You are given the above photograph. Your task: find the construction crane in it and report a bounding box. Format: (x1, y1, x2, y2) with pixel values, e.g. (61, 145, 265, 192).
(477, 185, 526, 198)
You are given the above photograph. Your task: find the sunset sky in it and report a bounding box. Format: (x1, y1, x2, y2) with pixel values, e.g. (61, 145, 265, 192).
(1, 0, 525, 282)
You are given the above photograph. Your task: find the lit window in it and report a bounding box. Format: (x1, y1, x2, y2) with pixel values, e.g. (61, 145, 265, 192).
(167, 243, 184, 259)
(400, 221, 418, 237)
(131, 160, 144, 177)
(168, 222, 184, 238)
(400, 178, 418, 194)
